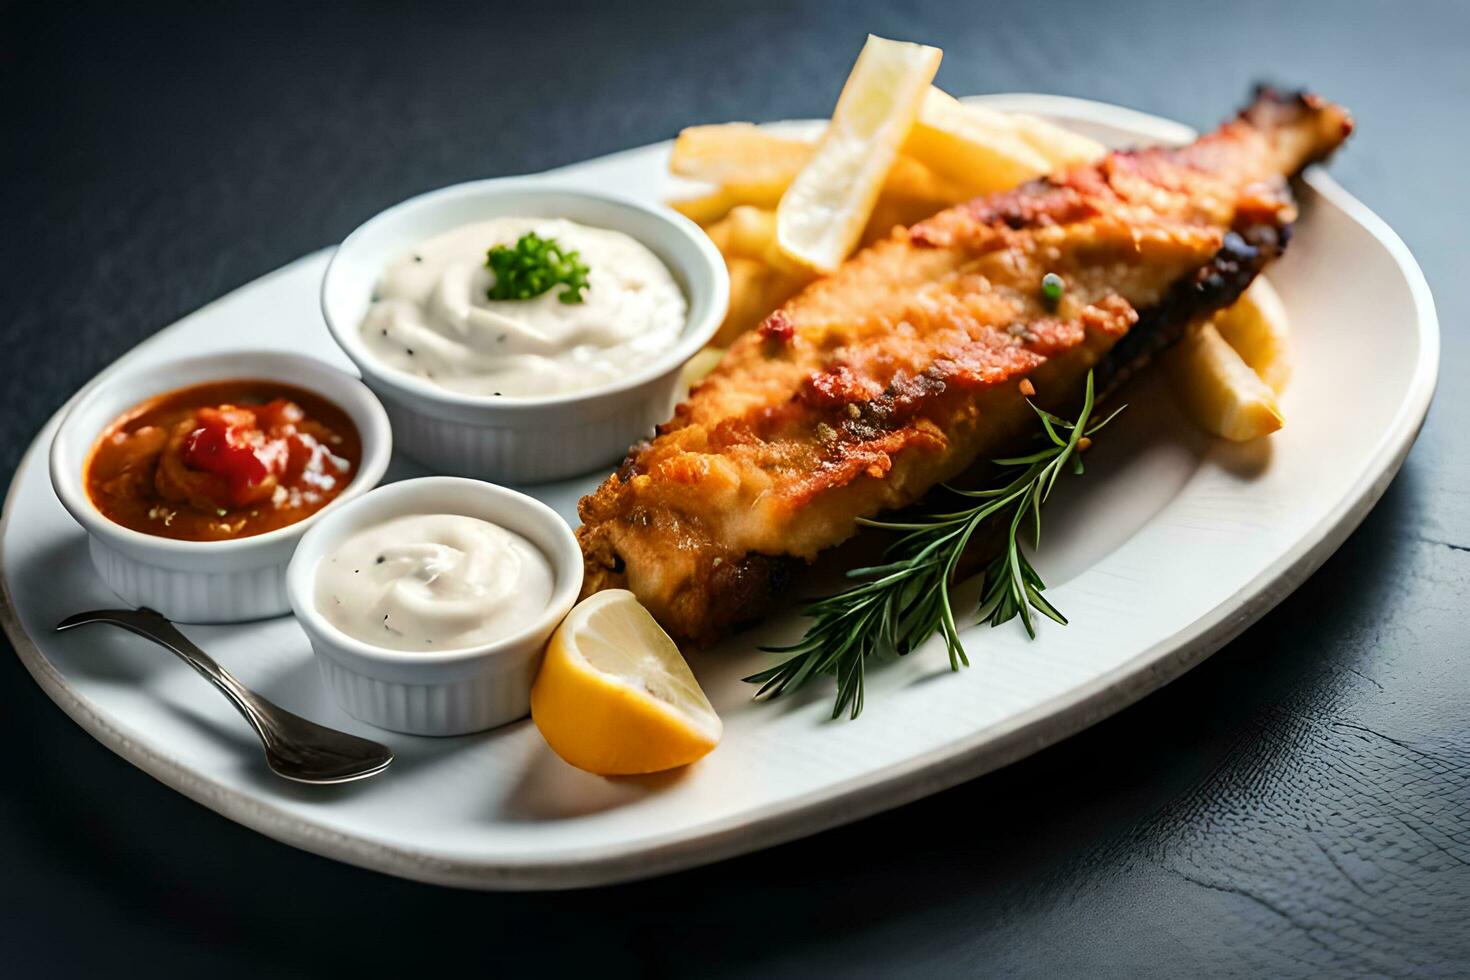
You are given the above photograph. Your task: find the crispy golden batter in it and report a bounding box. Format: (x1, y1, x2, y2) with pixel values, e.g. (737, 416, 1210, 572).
(580, 91, 1352, 645)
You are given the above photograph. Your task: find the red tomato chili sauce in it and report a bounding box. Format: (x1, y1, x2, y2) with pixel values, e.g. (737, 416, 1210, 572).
(84, 379, 362, 541)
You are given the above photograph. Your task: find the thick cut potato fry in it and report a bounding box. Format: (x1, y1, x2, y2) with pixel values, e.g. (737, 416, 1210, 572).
(903, 89, 1053, 195)
(776, 35, 942, 273)
(669, 189, 740, 225)
(701, 155, 979, 256)
(702, 206, 777, 258)
(717, 206, 778, 259)
(680, 345, 727, 394)
(861, 155, 975, 244)
(1167, 320, 1284, 441)
(723, 256, 769, 322)
(1212, 277, 1291, 393)
(667, 126, 814, 226)
(716, 256, 810, 346)
(669, 180, 788, 226)
(1008, 112, 1108, 169)
(670, 124, 813, 187)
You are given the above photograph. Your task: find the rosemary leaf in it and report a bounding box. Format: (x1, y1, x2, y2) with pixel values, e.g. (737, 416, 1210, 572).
(744, 370, 1121, 719)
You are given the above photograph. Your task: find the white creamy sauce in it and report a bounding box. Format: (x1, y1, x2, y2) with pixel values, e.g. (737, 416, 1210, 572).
(360, 217, 687, 397)
(314, 513, 553, 651)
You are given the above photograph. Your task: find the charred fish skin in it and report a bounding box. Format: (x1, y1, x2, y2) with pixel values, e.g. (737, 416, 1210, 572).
(578, 90, 1353, 647)
(1096, 223, 1286, 397)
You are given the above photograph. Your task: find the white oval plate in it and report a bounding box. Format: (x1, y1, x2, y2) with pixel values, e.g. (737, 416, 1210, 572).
(0, 96, 1438, 890)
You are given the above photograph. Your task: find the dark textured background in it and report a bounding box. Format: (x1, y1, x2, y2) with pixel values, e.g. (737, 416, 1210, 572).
(3, 1, 1466, 976)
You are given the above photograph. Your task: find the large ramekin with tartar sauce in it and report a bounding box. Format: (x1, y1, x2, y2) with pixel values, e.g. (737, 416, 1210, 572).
(321, 182, 728, 484)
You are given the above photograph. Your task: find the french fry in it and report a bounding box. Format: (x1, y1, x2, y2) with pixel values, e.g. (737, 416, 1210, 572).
(1167, 320, 1284, 441)
(716, 256, 810, 346)
(680, 345, 727, 394)
(861, 154, 976, 244)
(703, 206, 779, 270)
(720, 206, 777, 259)
(720, 257, 778, 344)
(903, 89, 1053, 195)
(1212, 277, 1291, 393)
(669, 189, 740, 225)
(670, 124, 813, 187)
(667, 126, 814, 226)
(669, 181, 790, 226)
(1007, 112, 1108, 169)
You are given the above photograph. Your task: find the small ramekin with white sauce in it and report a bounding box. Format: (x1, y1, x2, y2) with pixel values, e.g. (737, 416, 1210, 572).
(286, 477, 583, 735)
(321, 182, 728, 484)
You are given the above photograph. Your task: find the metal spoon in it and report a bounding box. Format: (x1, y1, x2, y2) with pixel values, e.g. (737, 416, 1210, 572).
(56, 608, 393, 784)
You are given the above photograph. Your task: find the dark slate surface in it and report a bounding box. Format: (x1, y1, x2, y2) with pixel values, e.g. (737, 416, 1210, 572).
(2, 1, 1466, 976)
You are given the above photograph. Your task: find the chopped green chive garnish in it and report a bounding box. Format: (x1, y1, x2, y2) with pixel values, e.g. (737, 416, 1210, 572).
(1041, 272, 1065, 305)
(486, 232, 590, 304)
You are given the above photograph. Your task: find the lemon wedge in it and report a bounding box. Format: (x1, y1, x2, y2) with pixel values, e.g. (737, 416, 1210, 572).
(776, 34, 942, 273)
(530, 590, 722, 776)
(1167, 320, 1284, 441)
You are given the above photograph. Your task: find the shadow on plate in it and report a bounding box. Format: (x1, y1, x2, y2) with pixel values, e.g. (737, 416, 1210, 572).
(496, 739, 692, 822)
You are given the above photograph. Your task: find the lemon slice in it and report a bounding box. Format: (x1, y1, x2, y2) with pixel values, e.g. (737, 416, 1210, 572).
(530, 590, 722, 775)
(1167, 320, 1284, 441)
(776, 35, 942, 273)
(1213, 277, 1291, 394)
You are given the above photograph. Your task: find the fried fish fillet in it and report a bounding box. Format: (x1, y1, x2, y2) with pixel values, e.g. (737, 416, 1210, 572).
(579, 91, 1352, 645)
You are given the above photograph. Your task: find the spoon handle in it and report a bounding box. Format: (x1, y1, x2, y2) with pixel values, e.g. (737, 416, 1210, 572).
(56, 607, 393, 784)
(56, 607, 281, 743)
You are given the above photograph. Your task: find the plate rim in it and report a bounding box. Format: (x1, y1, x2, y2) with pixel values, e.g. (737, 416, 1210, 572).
(0, 94, 1440, 890)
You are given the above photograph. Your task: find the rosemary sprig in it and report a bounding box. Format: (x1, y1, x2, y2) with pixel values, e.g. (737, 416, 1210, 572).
(744, 371, 1123, 720)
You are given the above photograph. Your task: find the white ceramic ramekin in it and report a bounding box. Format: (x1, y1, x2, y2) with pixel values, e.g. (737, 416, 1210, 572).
(320, 182, 728, 484)
(285, 477, 583, 736)
(49, 351, 393, 623)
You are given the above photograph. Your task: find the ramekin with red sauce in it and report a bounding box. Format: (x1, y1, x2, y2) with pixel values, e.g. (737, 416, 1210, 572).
(50, 352, 391, 623)
(85, 379, 362, 542)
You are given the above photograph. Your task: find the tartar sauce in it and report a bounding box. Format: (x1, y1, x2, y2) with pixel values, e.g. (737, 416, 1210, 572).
(314, 513, 553, 651)
(360, 217, 687, 397)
